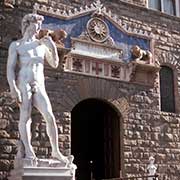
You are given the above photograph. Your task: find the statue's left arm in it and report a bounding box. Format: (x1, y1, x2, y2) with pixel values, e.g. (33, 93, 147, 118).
(41, 36, 59, 68)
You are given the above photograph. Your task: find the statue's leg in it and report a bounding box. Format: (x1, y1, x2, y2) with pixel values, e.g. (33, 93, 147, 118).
(19, 85, 36, 159)
(33, 88, 68, 163)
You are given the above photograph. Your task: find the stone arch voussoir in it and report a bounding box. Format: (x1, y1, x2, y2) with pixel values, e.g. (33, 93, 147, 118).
(63, 77, 128, 113)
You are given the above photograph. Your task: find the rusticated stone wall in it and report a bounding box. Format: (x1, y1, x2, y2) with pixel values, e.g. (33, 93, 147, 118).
(0, 92, 14, 180)
(120, 0, 147, 7)
(1, 69, 180, 179)
(1, 0, 180, 180)
(126, 98, 180, 179)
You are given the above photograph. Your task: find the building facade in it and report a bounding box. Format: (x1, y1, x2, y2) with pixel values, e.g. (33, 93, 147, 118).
(0, 0, 180, 179)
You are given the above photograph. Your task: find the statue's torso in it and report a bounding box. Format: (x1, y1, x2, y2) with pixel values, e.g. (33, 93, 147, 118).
(16, 39, 46, 85)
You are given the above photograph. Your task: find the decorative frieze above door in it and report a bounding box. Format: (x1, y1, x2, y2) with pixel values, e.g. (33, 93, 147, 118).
(34, 0, 160, 86)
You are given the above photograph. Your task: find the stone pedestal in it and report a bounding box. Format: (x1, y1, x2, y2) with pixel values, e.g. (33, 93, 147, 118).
(9, 158, 76, 180)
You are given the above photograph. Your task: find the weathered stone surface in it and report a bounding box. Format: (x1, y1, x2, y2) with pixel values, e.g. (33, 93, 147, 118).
(37, 0, 48, 3)
(0, 160, 10, 171)
(0, 0, 180, 180)
(0, 119, 9, 129)
(0, 146, 12, 154)
(0, 130, 10, 138)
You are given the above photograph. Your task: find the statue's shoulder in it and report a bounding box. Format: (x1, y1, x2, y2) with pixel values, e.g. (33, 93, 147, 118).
(9, 40, 22, 50)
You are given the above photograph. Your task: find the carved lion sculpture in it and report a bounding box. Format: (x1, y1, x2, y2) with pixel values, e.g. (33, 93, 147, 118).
(131, 45, 153, 64)
(38, 29, 67, 48)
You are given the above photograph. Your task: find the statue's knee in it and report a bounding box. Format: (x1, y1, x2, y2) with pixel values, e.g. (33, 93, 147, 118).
(18, 121, 29, 132)
(19, 118, 32, 126)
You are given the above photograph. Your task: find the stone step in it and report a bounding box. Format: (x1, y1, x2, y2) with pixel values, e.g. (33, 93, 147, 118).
(9, 158, 76, 180)
(23, 166, 73, 177)
(9, 166, 74, 180)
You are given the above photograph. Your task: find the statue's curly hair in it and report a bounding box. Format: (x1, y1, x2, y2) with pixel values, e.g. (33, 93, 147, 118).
(21, 14, 44, 36)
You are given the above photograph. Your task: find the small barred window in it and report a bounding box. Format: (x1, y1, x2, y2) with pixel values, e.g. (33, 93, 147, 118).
(160, 66, 175, 113)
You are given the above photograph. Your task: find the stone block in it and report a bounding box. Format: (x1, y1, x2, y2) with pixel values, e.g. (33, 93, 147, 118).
(37, 0, 48, 3)
(0, 130, 10, 138)
(0, 119, 9, 129)
(164, 133, 174, 141)
(0, 145, 12, 154)
(0, 160, 10, 171)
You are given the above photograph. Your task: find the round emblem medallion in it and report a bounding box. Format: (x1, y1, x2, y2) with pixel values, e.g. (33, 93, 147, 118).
(87, 18, 109, 43)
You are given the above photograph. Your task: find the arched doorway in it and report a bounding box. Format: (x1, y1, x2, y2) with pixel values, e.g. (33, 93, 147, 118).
(71, 98, 121, 180)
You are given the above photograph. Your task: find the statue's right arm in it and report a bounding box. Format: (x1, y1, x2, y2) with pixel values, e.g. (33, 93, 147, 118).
(40, 36, 59, 68)
(7, 42, 22, 103)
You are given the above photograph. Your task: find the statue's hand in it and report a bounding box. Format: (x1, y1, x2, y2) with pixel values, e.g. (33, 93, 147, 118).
(40, 35, 56, 50)
(10, 88, 22, 104)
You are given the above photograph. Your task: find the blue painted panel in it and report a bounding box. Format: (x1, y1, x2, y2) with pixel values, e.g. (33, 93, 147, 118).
(42, 15, 150, 62)
(106, 20, 150, 61)
(43, 15, 91, 48)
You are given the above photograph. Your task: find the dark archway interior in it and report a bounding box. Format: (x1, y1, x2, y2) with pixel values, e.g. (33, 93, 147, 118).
(71, 99, 121, 180)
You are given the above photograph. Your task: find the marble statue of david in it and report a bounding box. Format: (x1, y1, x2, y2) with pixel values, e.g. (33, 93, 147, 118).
(7, 13, 70, 165)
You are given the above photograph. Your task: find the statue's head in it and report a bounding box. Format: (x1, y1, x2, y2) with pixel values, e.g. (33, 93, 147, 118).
(21, 13, 44, 36)
(149, 156, 155, 164)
